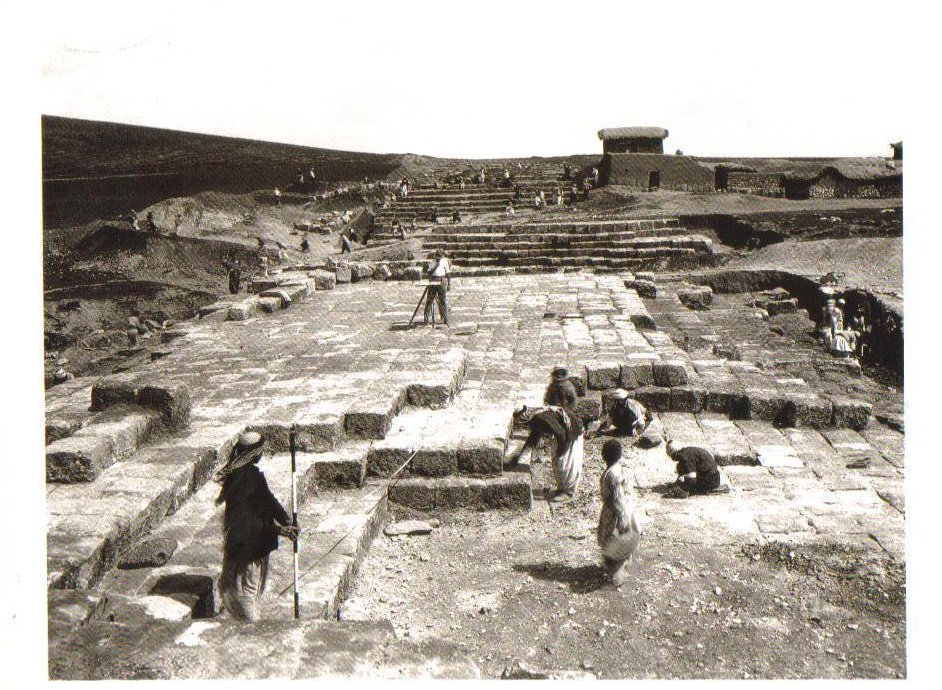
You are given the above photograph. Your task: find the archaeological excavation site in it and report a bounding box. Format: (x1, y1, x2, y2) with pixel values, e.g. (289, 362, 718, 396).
(42, 115, 905, 680)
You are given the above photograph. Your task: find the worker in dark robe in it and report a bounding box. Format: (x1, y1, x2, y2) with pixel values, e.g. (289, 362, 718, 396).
(666, 441, 724, 496)
(214, 432, 297, 622)
(597, 440, 642, 586)
(544, 366, 578, 412)
(224, 259, 242, 294)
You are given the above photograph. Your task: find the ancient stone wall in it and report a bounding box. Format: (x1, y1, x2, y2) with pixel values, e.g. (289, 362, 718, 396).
(727, 172, 786, 197)
(602, 138, 664, 154)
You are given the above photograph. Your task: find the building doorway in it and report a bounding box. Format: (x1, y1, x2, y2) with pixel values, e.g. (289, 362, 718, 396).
(648, 171, 661, 190)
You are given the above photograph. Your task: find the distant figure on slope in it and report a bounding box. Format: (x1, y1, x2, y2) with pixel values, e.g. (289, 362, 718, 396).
(214, 432, 298, 622)
(597, 440, 642, 586)
(582, 178, 591, 201)
(543, 366, 578, 413)
(554, 187, 563, 206)
(563, 162, 572, 180)
(569, 185, 578, 206)
(274, 187, 282, 205)
(452, 209, 462, 224)
(509, 404, 584, 502)
(300, 237, 310, 253)
(340, 232, 353, 254)
(129, 210, 141, 232)
(505, 201, 516, 217)
(533, 192, 543, 210)
(591, 166, 599, 187)
(225, 259, 242, 294)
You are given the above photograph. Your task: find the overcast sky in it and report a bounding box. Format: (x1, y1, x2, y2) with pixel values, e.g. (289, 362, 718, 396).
(41, 1, 907, 159)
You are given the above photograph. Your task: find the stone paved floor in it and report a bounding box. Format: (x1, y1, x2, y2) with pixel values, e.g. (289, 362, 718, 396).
(47, 272, 905, 598)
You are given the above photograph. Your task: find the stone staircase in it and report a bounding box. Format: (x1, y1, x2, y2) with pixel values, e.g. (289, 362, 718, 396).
(421, 218, 716, 273)
(373, 187, 512, 229)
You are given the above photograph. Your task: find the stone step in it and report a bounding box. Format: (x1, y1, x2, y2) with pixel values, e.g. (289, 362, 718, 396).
(50, 618, 479, 680)
(46, 422, 244, 590)
(45, 383, 96, 444)
(387, 472, 532, 511)
(93, 445, 380, 624)
(46, 403, 165, 483)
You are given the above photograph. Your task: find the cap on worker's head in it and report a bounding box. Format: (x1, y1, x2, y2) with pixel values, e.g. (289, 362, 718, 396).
(612, 388, 629, 400)
(666, 439, 680, 456)
(602, 439, 623, 466)
(214, 431, 266, 483)
(551, 366, 569, 380)
(837, 298, 846, 305)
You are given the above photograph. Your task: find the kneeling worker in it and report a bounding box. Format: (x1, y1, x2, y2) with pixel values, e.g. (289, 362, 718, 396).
(592, 389, 650, 438)
(666, 440, 723, 495)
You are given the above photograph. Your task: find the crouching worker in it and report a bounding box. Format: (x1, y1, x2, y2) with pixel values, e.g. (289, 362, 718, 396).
(597, 440, 642, 586)
(509, 404, 584, 502)
(665, 440, 727, 497)
(214, 432, 298, 622)
(592, 389, 650, 438)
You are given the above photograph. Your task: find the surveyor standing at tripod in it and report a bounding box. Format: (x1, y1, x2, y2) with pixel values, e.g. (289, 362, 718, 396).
(214, 432, 298, 622)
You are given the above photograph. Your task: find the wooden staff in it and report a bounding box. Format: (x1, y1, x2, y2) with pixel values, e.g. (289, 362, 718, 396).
(289, 424, 300, 620)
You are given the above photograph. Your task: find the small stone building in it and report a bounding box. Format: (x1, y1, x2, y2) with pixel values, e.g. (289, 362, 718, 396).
(785, 161, 902, 200)
(890, 141, 902, 161)
(599, 152, 714, 192)
(597, 127, 669, 154)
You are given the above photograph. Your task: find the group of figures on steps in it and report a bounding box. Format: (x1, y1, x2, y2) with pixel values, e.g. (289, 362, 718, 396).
(508, 367, 727, 586)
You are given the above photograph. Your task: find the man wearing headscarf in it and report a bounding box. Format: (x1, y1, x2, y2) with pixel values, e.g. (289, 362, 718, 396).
(214, 432, 297, 622)
(597, 440, 642, 586)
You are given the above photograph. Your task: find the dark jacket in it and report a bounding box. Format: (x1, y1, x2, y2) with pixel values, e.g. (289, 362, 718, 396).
(217, 464, 290, 565)
(544, 380, 578, 410)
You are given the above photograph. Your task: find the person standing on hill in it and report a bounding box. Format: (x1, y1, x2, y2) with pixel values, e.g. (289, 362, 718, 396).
(340, 232, 353, 254)
(214, 432, 298, 622)
(582, 178, 592, 201)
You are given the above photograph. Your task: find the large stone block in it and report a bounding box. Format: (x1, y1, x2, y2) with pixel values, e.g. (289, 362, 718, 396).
(705, 389, 749, 417)
(766, 298, 799, 316)
(574, 397, 602, 423)
(669, 386, 706, 413)
(627, 279, 657, 298)
(137, 385, 191, 430)
(46, 434, 113, 482)
(782, 394, 833, 429)
(410, 448, 458, 477)
(367, 446, 413, 478)
(629, 314, 657, 331)
(372, 263, 392, 281)
(227, 301, 256, 321)
(481, 474, 532, 510)
(632, 386, 671, 412)
(457, 440, 504, 476)
(652, 360, 688, 387)
(311, 270, 336, 290)
(677, 286, 713, 310)
(585, 361, 621, 390)
(387, 481, 435, 511)
(314, 455, 366, 489)
(350, 262, 373, 282)
(745, 389, 789, 424)
(91, 380, 136, 411)
(256, 296, 283, 314)
(403, 266, 423, 281)
(620, 361, 654, 389)
(334, 263, 352, 283)
(829, 397, 873, 430)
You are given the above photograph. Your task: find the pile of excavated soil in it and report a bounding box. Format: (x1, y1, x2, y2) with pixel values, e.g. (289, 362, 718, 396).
(728, 237, 902, 297)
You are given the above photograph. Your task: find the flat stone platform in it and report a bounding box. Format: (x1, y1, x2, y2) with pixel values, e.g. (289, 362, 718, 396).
(46, 271, 904, 678)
